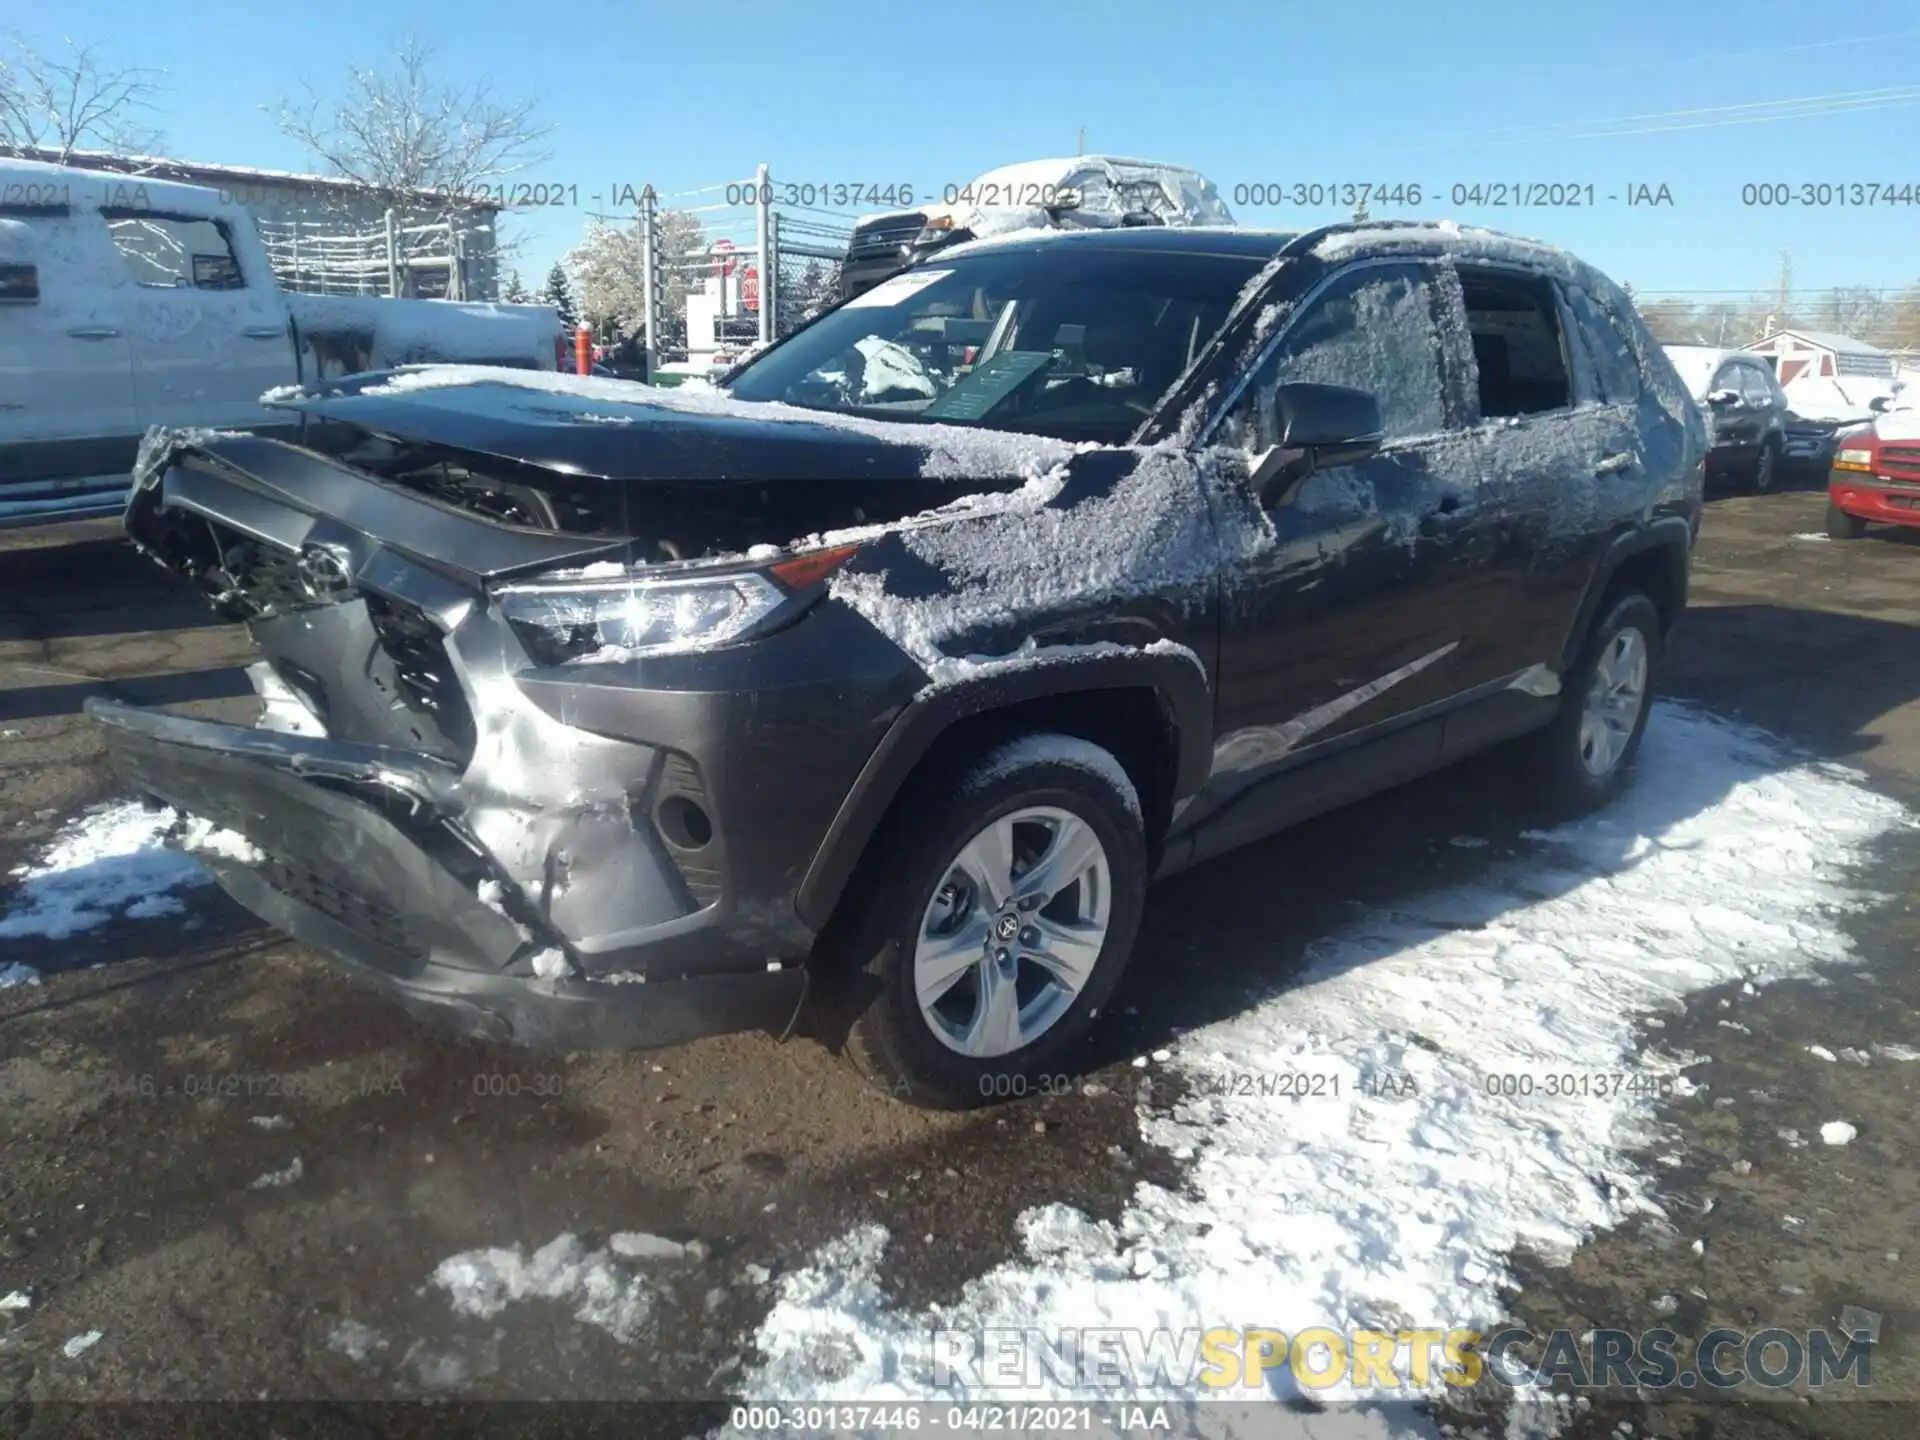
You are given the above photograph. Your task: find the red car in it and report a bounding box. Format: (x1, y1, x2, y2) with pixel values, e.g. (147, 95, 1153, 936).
(1828, 406, 1920, 538)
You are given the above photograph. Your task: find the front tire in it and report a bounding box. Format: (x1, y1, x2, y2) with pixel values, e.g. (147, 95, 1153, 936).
(1746, 439, 1780, 494)
(832, 734, 1147, 1109)
(1527, 591, 1662, 813)
(1826, 501, 1868, 540)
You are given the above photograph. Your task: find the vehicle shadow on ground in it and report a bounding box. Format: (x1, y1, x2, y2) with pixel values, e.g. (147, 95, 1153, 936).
(1664, 603, 1920, 786)
(0, 537, 232, 642)
(1086, 597, 1920, 1077)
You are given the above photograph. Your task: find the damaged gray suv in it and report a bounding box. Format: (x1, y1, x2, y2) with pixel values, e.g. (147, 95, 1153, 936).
(92, 222, 1705, 1108)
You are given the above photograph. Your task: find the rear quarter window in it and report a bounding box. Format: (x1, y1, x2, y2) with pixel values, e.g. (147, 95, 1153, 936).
(1563, 282, 1643, 405)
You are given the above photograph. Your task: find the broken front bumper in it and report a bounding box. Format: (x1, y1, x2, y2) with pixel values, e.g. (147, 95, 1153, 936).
(83, 428, 920, 1051)
(89, 699, 807, 1048)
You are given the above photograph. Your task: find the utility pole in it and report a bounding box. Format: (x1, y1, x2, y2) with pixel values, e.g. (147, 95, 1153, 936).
(1076, 126, 1085, 156)
(640, 185, 659, 379)
(1775, 250, 1793, 328)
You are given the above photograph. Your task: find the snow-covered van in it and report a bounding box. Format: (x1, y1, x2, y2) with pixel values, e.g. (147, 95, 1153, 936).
(0, 158, 562, 524)
(838, 156, 1234, 299)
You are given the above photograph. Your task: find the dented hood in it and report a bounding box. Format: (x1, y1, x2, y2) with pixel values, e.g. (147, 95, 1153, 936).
(273, 372, 978, 486)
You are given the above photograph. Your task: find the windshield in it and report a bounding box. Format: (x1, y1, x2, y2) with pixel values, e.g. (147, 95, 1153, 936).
(725, 244, 1270, 443)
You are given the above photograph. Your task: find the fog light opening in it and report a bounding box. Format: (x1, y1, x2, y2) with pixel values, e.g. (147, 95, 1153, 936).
(657, 795, 714, 850)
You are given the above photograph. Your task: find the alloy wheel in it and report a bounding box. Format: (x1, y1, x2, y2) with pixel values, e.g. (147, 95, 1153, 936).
(912, 806, 1112, 1058)
(1578, 626, 1649, 778)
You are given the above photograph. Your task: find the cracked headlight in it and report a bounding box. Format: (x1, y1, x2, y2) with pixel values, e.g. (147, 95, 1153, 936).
(497, 570, 786, 666)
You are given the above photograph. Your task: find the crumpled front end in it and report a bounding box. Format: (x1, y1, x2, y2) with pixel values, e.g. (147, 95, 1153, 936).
(88, 427, 893, 1049)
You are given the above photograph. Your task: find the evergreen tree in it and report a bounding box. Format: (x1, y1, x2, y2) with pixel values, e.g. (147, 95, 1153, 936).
(542, 261, 578, 329)
(501, 269, 530, 303)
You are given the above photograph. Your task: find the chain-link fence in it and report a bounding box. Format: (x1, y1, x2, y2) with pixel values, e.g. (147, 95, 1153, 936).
(255, 210, 494, 300)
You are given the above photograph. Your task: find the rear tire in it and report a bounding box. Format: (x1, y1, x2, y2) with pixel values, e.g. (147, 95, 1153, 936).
(1745, 439, 1780, 494)
(829, 734, 1147, 1109)
(1826, 501, 1868, 540)
(1525, 591, 1662, 814)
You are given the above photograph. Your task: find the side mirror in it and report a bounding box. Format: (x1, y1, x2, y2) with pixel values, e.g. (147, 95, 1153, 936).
(1706, 388, 1741, 408)
(1869, 394, 1892, 414)
(1248, 383, 1385, 506)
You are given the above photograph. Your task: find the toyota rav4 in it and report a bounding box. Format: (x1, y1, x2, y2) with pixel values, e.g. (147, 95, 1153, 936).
(91, 222, 1706, 1108)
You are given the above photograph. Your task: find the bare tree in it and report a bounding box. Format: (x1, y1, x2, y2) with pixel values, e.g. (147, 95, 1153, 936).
(565, 209, 709, 344)
(1813, 286, 1892, 344)
(0, 35, 164, 162)
(268, 34, 549, 207)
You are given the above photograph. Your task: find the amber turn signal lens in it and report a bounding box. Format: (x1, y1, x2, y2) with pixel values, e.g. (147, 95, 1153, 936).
(769, 544, 860, 589)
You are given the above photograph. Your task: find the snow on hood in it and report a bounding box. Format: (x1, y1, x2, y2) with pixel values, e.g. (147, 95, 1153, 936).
(1783, 375, 1906, 426)
(284, 364, 1085, 482)
(1874, 405, 1920, 441)
(726, 706, 1909, 1419)
(1661, 345, 1735, 401)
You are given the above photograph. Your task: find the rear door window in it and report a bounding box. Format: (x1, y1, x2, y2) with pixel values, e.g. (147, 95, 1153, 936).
(1457, 268, 1573, 420)
(103, 210, 246, 289)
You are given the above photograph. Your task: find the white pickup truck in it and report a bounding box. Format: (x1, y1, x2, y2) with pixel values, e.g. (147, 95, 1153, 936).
(1, 158, 563, 524)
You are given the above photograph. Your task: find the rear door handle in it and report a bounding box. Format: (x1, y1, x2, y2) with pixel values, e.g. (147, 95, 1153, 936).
(242, 326, 285, 340)
(66, 325, 122, 339)
(1597, 452, 1637, 475)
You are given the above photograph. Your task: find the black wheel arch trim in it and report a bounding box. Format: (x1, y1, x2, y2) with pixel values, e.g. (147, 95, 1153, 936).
(794, 647, 1212, 931)
(1559, 517, 1692, 670)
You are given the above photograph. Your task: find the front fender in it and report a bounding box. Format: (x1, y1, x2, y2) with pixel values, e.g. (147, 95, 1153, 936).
(793, 645, 1212, 930)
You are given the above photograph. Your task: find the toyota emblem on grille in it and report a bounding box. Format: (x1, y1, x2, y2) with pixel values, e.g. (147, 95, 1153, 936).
(296, 543, 354, 600)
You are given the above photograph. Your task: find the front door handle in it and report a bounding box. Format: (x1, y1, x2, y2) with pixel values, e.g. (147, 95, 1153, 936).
(67, 325, 122, 339)
(242, 326, 285, 339)
(1597, 452, 1637, 475)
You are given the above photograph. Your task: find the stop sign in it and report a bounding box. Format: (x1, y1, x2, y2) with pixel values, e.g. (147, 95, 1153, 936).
(741, 265, 760, 313)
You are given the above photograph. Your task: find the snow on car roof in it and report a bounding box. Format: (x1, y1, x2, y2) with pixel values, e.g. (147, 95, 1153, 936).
(0, 156, 248, 215)
(968, 155, 1213, 186)
(1662, 345, 1743, 400)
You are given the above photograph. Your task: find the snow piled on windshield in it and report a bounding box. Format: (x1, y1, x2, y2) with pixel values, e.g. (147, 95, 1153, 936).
(302, 364, 1081, 482)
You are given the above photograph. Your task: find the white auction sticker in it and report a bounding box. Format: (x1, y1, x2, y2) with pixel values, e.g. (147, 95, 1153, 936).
(840, 268, 955, 309)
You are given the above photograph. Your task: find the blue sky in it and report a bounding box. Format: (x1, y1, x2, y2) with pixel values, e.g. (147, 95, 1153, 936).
(34, 0, 1920, 301)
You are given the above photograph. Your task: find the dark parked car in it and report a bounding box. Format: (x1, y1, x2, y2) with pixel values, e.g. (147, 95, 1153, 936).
(1663, 345, 1790, 491)
(92, 223, 1705, 1108)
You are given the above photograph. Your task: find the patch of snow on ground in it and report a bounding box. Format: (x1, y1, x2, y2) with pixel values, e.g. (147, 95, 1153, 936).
(326, 1320, 388, 1362)
(0, 963, 39, 988)
(61, 1331, 102, 1359)
(432, 1234, 654, 1342)
(176, 816, 265, 864)
(528, 948, 571, 980)
(247, 1157, 303, 1190)
(1820, 1121, 1858, 1146)
(0, 802, 210, 940)
(731, 705, 1907, 1425)
(0, 1291, 31, 1311)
